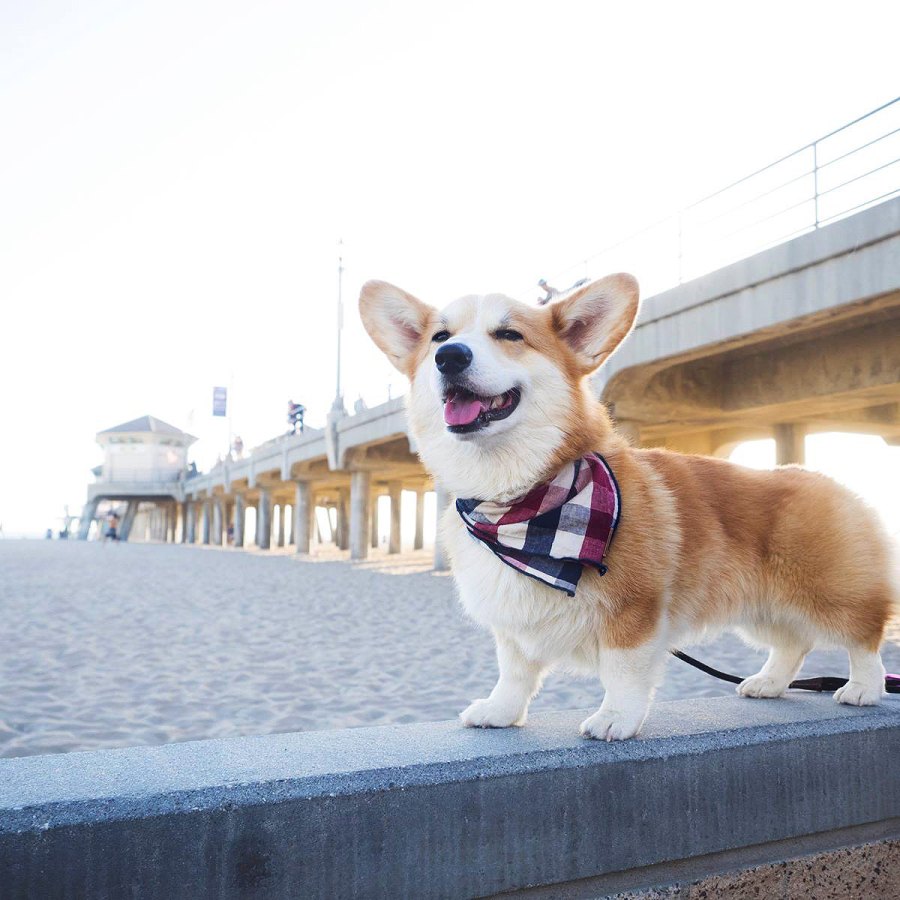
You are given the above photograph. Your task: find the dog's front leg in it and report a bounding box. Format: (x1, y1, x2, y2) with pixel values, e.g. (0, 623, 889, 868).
(580, 642, 666, 741)
(460, 632, 545, 728)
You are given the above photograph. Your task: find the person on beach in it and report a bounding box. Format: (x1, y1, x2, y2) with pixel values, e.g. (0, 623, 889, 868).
(105, 510, 120, 543)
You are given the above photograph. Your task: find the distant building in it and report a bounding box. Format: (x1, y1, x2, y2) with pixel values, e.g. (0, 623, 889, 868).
(78, 416, 197, 541)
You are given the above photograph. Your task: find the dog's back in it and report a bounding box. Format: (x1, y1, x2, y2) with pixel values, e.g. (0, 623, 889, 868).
(635, 448, 897, 650)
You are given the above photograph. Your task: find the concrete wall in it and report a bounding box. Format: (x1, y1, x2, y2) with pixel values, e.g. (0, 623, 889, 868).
(2, 694, 898, 899)
(597, 196, 900, 448)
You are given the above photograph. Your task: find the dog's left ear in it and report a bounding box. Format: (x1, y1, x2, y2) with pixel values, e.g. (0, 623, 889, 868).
(550, 274, 640, 374)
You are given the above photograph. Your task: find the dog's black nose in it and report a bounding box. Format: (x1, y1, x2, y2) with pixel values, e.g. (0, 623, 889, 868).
(435, 342, 473, 376)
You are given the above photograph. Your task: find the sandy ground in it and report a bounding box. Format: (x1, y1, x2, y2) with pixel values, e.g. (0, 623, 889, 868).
(1, 540, 898, 758)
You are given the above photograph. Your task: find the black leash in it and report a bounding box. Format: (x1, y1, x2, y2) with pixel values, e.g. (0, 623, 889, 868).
(670, 649, 900, 694)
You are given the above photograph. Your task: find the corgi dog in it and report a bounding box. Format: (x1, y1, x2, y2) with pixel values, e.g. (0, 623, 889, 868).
(359, 275, 897, 740)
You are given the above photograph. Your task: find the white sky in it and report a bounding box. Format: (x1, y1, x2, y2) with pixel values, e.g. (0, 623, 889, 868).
(2, 1, 899, 536)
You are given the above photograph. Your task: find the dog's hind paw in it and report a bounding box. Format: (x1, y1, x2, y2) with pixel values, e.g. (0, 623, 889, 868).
(834, 681, 882, 706)
(737, 674, 788, 699)
(459, 698, 525, 728)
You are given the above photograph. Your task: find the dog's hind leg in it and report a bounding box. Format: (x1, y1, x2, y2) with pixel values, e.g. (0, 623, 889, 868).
(460, 632, 546, 728)
(834, 645, 885, 706)
(737, 635, 811, 699)
(580, 641, 667, 741)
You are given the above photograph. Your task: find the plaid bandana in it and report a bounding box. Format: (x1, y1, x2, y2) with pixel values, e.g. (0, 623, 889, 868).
(456, 453, 621, 597)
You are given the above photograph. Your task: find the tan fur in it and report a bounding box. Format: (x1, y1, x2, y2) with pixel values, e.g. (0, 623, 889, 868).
(360, 274, 897, 739)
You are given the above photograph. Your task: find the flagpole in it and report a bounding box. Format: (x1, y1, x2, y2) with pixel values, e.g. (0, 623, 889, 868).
(333, 239, 345, 412)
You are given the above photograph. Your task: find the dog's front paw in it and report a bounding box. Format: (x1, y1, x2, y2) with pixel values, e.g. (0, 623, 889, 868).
(459, 698, 525, 729)
(579, 707, 644, 742)
(737, 674, 788, 699)
(834, 681, 883, 706)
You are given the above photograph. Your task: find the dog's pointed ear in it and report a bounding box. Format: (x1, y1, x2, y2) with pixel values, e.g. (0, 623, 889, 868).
(550, 274, 640, 374)
(359, 280, 435, 375)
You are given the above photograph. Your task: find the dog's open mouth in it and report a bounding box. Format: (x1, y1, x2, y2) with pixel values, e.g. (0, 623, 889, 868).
(442, 387, 521, 433)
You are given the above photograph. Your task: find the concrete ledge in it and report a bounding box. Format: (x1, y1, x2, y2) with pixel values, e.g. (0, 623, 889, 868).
(1, 695, 899, 898)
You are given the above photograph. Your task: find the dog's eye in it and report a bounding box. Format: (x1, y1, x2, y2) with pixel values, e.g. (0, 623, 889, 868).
(494, 329, 524, 342)
(431, 330, 451, 343)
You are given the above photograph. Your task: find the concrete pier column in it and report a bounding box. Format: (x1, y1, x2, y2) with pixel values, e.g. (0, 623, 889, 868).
(180, 502, 189, 543)
(77, 499, 99, 540)
(774, 423, 806, 466)
(414, 489, 425, 550)
(434, 485, 451, 571)
(186, 503, 197, 543)
(314, 503, 324, 545)
(336, 488, 350, 551)
(233, 495, 245, 547)
(257, 489, 272, 550)
(349, 471, 371, 561)
(388, 481, 402, 555)
(276, 505, 285, 548)
(370, 496, 379, 549)
(293, 482, 311, 555)
(201, 501, 211, 544)
(119, 501, 139, 542)
(212, 500, 223, 546)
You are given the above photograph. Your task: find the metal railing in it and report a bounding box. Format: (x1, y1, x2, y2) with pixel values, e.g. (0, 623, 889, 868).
(545, 97, 900, 299)
(97, 468, 184, 485)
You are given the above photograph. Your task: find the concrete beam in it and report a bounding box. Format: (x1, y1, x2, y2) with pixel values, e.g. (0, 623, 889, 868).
(292, 483, 311, 555)
(233, 495, 244, 548)
(596, 197, 900, 404)
(608, 310, 900, 437)
(414, 489, 425, 550)
(370, 496, 379, 549)
(349, 471, 371, 561)
(774, 422, 806, 466)
(119, 501, 140, 543)
(336, 488, 349, 551)
(275, 505, 285, 548)
(434, 484, 450, 571)
(388, 481, 402, 555)
(200, 501, 210, 545)
(186, 503, 197, 544)
(77, 499, 99, 540)
(211, 500, 223, 546)
(2, 696, 898, 899)
(257, 489, 271, 550)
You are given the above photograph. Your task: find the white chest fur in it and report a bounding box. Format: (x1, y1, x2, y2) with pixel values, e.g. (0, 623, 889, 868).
(441, 506, 609, 671)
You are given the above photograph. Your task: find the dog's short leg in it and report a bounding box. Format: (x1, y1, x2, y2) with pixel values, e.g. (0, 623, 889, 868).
(460, 633, 545, 728)
(737, 641, 810, 699)
(834, 646, 885, 706)
(580, 643, 665, 741)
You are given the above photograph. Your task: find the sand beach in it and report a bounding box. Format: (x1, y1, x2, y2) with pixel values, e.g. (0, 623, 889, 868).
(1, 540, 898, 758)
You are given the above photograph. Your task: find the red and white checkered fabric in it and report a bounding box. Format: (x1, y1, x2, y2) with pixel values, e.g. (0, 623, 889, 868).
(456, 453, 621, 596)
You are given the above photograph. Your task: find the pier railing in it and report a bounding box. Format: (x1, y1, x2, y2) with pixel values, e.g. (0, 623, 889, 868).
(548, 97, 900, 299)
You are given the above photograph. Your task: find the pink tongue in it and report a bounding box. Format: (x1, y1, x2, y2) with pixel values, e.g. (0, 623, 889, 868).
(444, 396, 487, 426)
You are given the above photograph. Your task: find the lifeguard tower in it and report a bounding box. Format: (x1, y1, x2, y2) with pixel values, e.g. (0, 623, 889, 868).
(77, 416, 197, 541)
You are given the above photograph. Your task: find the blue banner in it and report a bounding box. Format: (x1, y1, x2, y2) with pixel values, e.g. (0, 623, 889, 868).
(212, 386, 227, 417)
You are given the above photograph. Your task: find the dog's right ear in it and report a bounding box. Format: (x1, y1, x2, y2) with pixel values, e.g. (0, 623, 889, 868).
(359, 280, 435, 376)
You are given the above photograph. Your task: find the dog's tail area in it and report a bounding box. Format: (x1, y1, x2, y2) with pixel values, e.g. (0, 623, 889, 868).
(885, 534, 900, 630)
